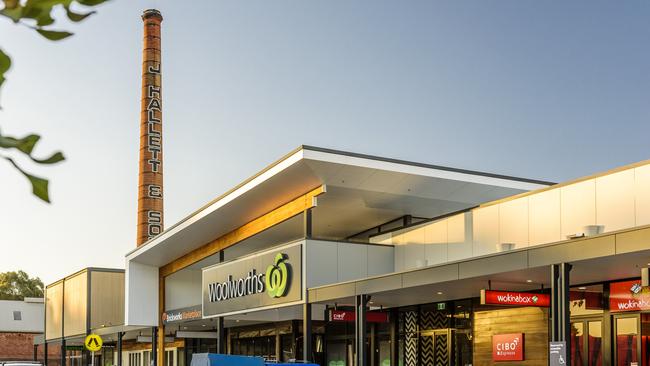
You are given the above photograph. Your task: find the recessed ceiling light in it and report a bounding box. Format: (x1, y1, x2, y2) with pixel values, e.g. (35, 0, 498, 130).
(368, 301, 374, 304)
(578, 286, 587, 290)
(437, 291, 443, 295)
(202, 324, 206, 327)
(526, 280, 533, 283)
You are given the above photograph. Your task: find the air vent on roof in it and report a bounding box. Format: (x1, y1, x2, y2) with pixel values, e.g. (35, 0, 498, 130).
(13, 311, 22, 321)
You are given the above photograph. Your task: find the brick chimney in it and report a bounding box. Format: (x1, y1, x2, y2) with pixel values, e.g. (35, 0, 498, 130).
(137, 9, 164, 246)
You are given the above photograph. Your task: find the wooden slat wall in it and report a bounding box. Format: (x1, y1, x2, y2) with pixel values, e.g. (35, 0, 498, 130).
(473, 307, 549, 366)
(159, 185, 325, 277)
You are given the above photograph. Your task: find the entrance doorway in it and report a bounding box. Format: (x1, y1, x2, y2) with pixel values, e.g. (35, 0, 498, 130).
(570, 318, 603, 366)
(612, 313, 650, 366)
(419, 329, 452, 366)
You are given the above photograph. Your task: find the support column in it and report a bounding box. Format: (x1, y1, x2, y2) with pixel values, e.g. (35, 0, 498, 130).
(304, 208, 313, 239)
(551, 263, 572, 366)
(389, 309, 398, 366)
(355, 295, 369, 366)
(157, 271, 165, 366)
(152, 326, 158, 366)
(217, 317, 225, 354)
(303, 302, 313, 362)
(33, 344, 38, 361)
(44, 342, 48, 366)
(369, 323, 376, 366)
(117, 332, 123, 366)
(61, 339, 66, 366)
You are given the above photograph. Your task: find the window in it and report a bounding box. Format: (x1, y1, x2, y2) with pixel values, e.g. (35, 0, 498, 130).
(13, 311, 21, 320)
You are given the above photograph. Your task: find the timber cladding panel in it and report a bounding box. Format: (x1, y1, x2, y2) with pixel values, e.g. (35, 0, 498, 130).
(473, 307, 548, 366)
(90, 271, 125, 329)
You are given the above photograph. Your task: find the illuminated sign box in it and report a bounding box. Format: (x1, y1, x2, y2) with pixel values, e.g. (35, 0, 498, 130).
(493, 333, 525, 361)
(481, 289, 550, 307)
(329, 310, 389, 323)
(202, 242, 303, 318)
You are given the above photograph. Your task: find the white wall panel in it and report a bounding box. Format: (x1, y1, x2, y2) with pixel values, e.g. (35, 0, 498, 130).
(125, 261, 158, 326)
(636, 164, 650, 226)
(596, 169, 635, 232)
(165, 269, 201, 310)
(448, 213, 473, 261)
(404, 243, 426, 269)
(394, 245, 405, 272)
(367, 245, 395, 276)
(424, 220, 448, 265)
(561, 180, 596, 239)
(305, 240, 338, 288)
(337, 244, 368, 282)
(499, 197, 529, 249)
(529, 189, 561, 246)
(473, 205, 500, 256)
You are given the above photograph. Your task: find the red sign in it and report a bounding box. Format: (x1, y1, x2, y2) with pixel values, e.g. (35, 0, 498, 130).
(493, 333, 525, 361)
(481, 290, 550, 307)
(329, 310, 389, 323)
(610, 280, 650, 312)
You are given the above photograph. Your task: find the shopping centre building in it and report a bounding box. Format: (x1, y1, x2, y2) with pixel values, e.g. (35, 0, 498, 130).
(38, 7, 650, 366)
(41, 145, 650, 366)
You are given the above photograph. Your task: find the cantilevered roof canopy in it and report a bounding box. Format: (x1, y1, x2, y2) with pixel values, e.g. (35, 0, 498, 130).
(126, 146, 552, 267)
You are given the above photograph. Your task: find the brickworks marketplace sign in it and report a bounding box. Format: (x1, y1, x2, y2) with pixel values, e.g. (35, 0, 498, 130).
(492, 333, 525, 362)
(162, 305, 202, 325)
(202, 242, 302, 318)
(481, 289, 550, 307)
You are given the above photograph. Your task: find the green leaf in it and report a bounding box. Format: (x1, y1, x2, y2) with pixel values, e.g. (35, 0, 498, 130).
(0, 49, 10, 106)
(64, 5, 95, 22)
(35, 29, 73, 41)
(0, 134, 40, 154)
(76, 0, 109, 6)
(3, 156, 51, 203)
(32, 151, 64, 164)
(0, 6, 23, 22)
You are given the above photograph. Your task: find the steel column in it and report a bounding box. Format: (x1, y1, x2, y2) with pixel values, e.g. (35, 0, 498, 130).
(117, 332, 123, 366)
(152, 326, 158, 366)
(550, 263, 572, 366)
(304, 209, 313, 239)
(44, 342, 48, 366)
(303, 302, 313, 362)
(217, 317, 225, 354)
(61, 339, 66, 366)
(389, 309, 398, 366)
(355, 295, 368, 366)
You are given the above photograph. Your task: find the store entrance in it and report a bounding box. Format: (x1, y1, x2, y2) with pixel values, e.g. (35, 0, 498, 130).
(570, 318, 603, 366)
(613, 313, 650, 366)
(419, 329, 452, 366)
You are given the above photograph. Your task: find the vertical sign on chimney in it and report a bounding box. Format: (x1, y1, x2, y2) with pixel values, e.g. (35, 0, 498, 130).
(137, 9, 164, 246)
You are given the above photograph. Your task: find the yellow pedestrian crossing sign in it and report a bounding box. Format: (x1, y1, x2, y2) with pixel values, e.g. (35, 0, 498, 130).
(84, 334, 102, 352)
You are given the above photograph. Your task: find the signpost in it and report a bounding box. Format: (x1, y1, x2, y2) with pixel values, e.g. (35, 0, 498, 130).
(549, 341, 566, 366)
(84, 334, 102, 366)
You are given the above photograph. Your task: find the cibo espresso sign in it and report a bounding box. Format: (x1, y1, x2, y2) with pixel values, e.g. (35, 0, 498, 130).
(493, 333, 525, 361)
(202, 243, 302, 317)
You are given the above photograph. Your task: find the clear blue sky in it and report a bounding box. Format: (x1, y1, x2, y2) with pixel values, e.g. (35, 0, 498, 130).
(1, 1, 648, 284)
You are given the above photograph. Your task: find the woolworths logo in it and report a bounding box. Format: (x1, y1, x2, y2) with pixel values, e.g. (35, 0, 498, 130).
(266, 253, 289, 298)
(207, 252, 291, 303)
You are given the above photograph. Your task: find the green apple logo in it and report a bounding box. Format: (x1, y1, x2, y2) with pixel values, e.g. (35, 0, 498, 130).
(266, 253, 289, 298)
(532, 296, 538, 303)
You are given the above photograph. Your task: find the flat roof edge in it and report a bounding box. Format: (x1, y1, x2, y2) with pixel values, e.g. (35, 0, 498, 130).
(302, 145, 556, 186)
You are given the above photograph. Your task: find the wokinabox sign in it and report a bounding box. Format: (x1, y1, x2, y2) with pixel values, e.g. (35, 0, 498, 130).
(481, 289, 550, 307)
(610, 279, 650, 312)
(202, 242, 302, 318)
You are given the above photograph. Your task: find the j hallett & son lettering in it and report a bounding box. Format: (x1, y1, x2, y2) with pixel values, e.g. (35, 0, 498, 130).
(202, 242, 302, 318)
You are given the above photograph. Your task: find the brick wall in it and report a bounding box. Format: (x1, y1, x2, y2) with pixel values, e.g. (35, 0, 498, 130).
(0, 332, 60, 364)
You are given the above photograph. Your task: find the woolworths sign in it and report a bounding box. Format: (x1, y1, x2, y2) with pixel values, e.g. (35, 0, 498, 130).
(202, 242, 302, 317)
